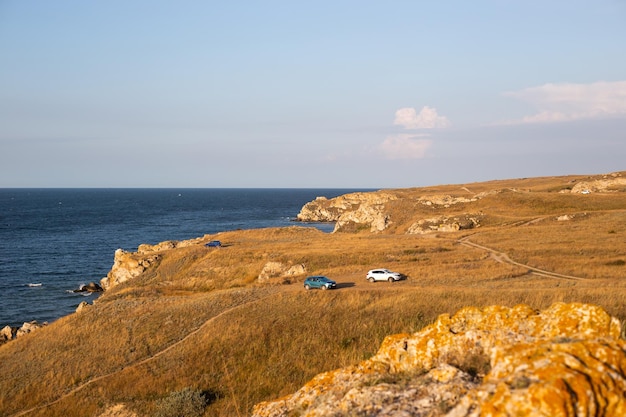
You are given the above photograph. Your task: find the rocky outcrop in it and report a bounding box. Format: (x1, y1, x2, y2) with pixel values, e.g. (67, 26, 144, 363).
(1, 325, 16, 343)
(100, 248, 161, 290)
(16, 320, 47, 337)
(252, 303, 626, 417)
(296, 191, 489, 233)
(100, 237, 211, 290)
(1, 321, 49, 344)
(417, 194, 481, 207)
(97, 404, 138, 417)
(334, 203, 391, 233)
(258, 262, 307, 283)
(296, 192, 397, 233)
(407, 215, 481, 234)
(72, 282, 104, 293)
(76, 301, 91, 313)
(137, 236, 207, 254)
(568, 172, 626, 194)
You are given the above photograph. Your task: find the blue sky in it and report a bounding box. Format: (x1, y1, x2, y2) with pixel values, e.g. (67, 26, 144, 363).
(1, 1, 625, 188)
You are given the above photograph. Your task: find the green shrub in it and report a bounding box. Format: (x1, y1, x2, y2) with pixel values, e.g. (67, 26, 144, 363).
(154, 387, 208, 417)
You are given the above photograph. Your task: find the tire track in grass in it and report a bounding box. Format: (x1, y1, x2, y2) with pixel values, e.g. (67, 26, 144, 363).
(458, 236, 588, 281)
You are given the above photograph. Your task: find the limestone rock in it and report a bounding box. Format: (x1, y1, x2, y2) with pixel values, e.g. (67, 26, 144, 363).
(407, 215, 480, 234)
(137, 236, 205, 254)
(16, 321, 46, 338)
(137, 240, 177, 254)
(569, 172, 626, 194)
(258, 262, 306, 282)
(296, 192, 397, 232)
(100, 236, 211, 290)
(296, 191, 488, 233)
(418, 194, 479, 207)
(100, 249, 161, 290)
(334, 203, 391, 233)
(76, 301, 90, 313)
(252, 303, 626, 417)
(97, 404, 138, 417)
(286, 264, 306, 277)
(1, 325, 16, 343)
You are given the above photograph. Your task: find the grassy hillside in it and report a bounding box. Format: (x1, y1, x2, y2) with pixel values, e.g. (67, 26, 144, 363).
(1, 172, 625, 417)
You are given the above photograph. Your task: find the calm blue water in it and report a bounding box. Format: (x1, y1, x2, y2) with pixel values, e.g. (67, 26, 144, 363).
(0, 188, 364, 327)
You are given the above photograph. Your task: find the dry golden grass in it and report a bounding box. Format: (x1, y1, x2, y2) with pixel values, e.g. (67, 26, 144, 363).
(1, 172, 625, 417)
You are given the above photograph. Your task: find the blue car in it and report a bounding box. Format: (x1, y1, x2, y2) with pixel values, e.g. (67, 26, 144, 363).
(303, 276, 337, 290)
(205, 240, 222, 247)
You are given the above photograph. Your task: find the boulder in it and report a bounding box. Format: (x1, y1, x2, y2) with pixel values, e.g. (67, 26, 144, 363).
(73, 282, 104, 293)
(16, 321, 46, 338)
(258, 262, 306, 282)
(96, 403, 138, 417)
(76, 301, 90, 313)
(1, 325, 16, 342)
(252, 303, 626, 417)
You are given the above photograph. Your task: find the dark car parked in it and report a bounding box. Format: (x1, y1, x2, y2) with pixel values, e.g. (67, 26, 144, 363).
(303, 276, 337, 290)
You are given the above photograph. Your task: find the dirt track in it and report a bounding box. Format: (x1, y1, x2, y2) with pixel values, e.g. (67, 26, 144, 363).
(458, 236, 588, 281)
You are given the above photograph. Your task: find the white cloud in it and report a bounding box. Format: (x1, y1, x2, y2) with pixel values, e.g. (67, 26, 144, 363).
(394, 106, 450, 129)
(379, 134, 433, 160)
(378, 105, 444, 160)
(504, 81, 626, 124)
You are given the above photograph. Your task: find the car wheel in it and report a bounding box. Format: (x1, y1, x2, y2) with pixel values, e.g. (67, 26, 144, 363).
(321, 285, 328, 290)
(368, 277, 375, 283)
(304, 284, 311, 290)
(388, 277, 394, 283)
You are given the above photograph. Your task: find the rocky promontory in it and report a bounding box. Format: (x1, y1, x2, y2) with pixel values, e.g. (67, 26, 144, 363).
(253, 302, 626, 417)
(99, 236, 206, 290)
(296, 192, 398, 233)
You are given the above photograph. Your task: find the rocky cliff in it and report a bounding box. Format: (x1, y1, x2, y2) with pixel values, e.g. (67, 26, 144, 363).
(296, 192, 398, 233)
(99, 237, 204, 290)
(252, 302, 626, 417)
(295, 190, 488, 233)
(296, 171, 625, 234)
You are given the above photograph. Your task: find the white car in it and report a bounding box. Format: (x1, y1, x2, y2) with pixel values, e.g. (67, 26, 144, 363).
(366, 268, 403, 282)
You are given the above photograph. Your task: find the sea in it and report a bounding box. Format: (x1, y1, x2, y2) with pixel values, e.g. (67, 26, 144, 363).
(0, 188, 367, 328)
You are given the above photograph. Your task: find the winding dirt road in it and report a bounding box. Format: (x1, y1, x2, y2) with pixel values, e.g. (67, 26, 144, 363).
(458, 236, 587, 281)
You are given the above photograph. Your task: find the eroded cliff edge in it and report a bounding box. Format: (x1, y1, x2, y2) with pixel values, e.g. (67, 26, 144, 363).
(296, 172, 626, 234)
(253, 302, 626, 417)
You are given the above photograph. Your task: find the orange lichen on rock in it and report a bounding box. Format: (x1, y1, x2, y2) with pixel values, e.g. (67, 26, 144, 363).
(252, 302, 626, 417)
